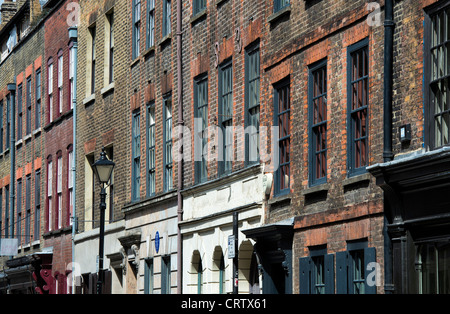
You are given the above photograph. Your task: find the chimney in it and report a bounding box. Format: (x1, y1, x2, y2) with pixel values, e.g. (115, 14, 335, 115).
(0, 0, 18, 30)
(30, 0, 42, 23)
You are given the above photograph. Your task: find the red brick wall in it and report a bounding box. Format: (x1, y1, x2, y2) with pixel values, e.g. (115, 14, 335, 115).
(43, 0, 78, 285)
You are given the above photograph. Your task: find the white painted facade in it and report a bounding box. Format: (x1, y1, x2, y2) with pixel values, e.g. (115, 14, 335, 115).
(180, 165, 266, 294)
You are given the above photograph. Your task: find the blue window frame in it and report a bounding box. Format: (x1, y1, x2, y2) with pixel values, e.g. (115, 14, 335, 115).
(163, 95, 173, 192)
(6, 95, 10, 150)
(347, 39, 369, 176)
(245, 43, 260, 166)
(17, 83, 23, 140)
(308, 60, 327, 186)
(273, 79, 290, 195)
(34, 170, 40, 241)
(193, 0, 206, 16)
(16, 179, 22, 241)
(274, 0, 289, 13)
(132, 111, 141, 201)
(146, 102, 156, 197)
(219, 60, 233, 176)
(35, 69, 41, 130)
(0, 100, 3, 152)
(25, 174, 31, 244)
(161, 255, 171, 294)
(299, 246, 335, 294)
(336, 241, 376, 294)
(133, 0, 141, 59)
(146, 0, 155, 49)
(163, 0, 171, 38)
(144, 258, 154, 294)
(194, 75, 208, 184)
(26, 77, 32, 135)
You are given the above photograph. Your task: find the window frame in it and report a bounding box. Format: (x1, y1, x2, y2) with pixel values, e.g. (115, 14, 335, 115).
(57, 51, 63, 114)
(347, 39, 369, 177)
(146, 102, 156, 197)
(132, 110, 141, 202)
(163, 0, 171, 38)
(26, 76, 32, 135)
(161, 255, 171, 294)
(48, 60, 54, 123)
(308, 59, 328, 186)
(146, 0, 155, 49)
(17, 83, 23, 140)
(245, 43, 260, 166)
(273, 78, 291, 196)
(25, 174, 31, 244)
(35, 68, 41, 129)
(133, 0, 141, 59)
(194, 75, 209, 184)
(218, 60, 233, 176)
(108, 12, 114, 84)
(16, 178, 22, 243)
(163, 94, 173, 192)
(0, 100, 3, 152)
(90, 26, 96, 94)
(193, 0, 206, 16)
(299, 246, 335, 295)
(35, 170, 41, 240)
(144, 258, 154, 294)
(424, 3, 450, 149)
(273, 0, 289, 13)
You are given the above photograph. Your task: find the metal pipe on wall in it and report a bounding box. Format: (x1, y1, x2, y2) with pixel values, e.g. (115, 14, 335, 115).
(176, 0, 184, 294)
(7, 82, 16, 240)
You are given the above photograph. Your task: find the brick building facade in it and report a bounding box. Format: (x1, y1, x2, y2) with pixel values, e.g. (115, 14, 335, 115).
(2, 0, 450, 295)
(73, 0, 129, 294)
(41, 0, 78, 294)
(0, 0, 47, 294)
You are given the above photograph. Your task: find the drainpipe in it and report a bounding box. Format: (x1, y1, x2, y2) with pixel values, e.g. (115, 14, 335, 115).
(176, 0, 183, 294)
(7, 82, 16, 240)
(383, 0, 394, 162)
(69, 26, 78, 294)
(383, 0, 395, 294)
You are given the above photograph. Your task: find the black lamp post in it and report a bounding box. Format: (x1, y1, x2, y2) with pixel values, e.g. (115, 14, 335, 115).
(92, 148, 115, 294)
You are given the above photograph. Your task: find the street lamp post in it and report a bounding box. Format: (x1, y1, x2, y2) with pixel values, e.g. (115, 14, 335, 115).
(92, 148, 115, 295)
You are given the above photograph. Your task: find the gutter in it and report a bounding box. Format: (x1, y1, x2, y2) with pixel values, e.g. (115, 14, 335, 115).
(383, 0, 394, 162)
(69, 26, 78, 294)
(7, 82, 16, 239)
(176, 0, 183, 294)
(382, 0, 395, 293)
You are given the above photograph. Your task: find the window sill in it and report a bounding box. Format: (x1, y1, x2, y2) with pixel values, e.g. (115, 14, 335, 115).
(83, 93, 95, 106)
(190, 10, 207, 25)
(143, 46, 155, 58)
(216, 0, 229, 6)
(33, 127, 42, 136)
(303, 183, 329, 196)
(101, 82, 115, 96)
(343, 172, 371, 188)
(24, 133, 32, 143)
(130, 56, 141, 67)
(268, 192, 291, 206)
(159, 33, 172, 47)
(15, 138, 23, 148)
(267, 5, 291, 25)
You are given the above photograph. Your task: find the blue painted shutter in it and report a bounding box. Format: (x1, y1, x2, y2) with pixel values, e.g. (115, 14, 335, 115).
(324, 254, 335, 294)
(364, 247, 377, 294)
(299, 257, 311, 294)
(336, 251, 348, 294)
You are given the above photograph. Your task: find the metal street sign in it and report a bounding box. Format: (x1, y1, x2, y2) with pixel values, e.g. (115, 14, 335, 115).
(155, 231, 160, 254)
(0, 239, 19, 256)
(228, 235, 235, 259)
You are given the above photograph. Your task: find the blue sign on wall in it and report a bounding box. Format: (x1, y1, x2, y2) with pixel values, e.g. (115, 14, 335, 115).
(155, 231, 160, 254)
